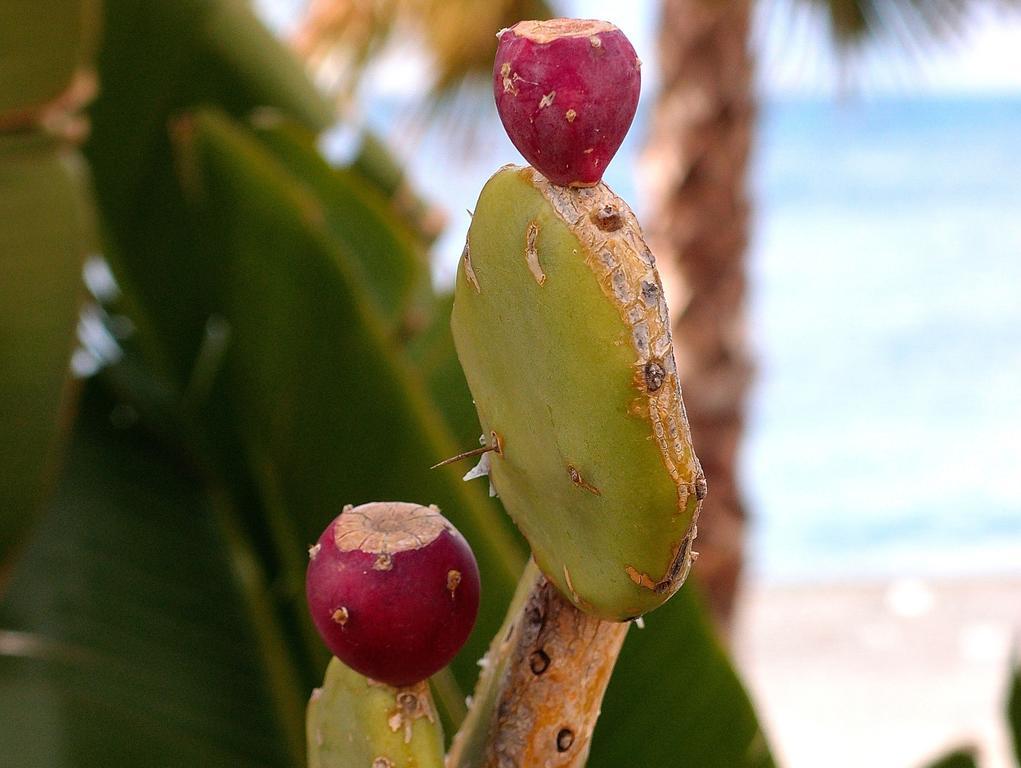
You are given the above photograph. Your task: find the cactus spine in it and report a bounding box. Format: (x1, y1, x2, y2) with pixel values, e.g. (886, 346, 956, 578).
(451, 165, 704, 621)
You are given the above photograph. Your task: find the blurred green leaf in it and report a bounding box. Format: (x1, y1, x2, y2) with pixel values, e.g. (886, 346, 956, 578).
(202, 0, 333, 130)
(249, 117, 430, 331)
(172, 108, 525, 691)
(590, 586, 775, 768)
(0, 384, 304, 767)
(88, 0, 330, 188)
(347, 130, 445, 248)
(1009, 657, 1020, 766)
(922, 748, 980, 768)
(85, 0, 332, 380)
(348, 131, 406, 203)
(84, 0, 523, 716)
(0, 0, 95, 116)
(0, 134, 88, 565)
(405, 292, 483, 451)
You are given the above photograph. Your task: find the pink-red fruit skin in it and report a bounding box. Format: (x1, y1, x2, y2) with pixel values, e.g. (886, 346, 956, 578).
(493, 19, 640, 187)
(306, 502, 481, 688)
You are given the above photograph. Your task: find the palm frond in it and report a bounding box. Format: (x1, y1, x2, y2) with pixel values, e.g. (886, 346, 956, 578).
(425, 0, 554, 93)
(291, 0, 401, 106)
(293, 0, 553, 107)
(806, 0, 1020, 49)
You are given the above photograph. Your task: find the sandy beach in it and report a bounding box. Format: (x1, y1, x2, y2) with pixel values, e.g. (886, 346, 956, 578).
(733, 576, 1021, 768)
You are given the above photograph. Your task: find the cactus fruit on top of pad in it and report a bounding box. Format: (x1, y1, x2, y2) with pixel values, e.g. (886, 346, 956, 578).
(452, 160, 703, 620)
(305, 501, 481, 687)
(493, 19, 640, 187)
(454, 17, 703, 622)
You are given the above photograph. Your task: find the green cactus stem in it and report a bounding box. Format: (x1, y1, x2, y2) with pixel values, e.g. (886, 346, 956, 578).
(451, 165, 705, 621)
(307, 658, 445, 768)
(447, 559, 629, 768)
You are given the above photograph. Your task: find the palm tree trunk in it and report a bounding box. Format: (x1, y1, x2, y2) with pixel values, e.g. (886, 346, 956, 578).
(641, 0, 756, 636)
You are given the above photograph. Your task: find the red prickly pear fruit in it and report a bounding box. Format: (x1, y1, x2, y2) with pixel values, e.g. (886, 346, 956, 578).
(305, 501, 481, 687)
(493, 18, 641, 187)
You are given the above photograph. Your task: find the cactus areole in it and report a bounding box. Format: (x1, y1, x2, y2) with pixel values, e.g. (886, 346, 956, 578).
(493, 19, 640, 187)
(306, 502, 481, 687)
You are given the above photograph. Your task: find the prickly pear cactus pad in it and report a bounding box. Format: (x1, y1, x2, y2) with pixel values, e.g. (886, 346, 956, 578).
(307, 658, 444, 768)
(451, 165, 705, 621)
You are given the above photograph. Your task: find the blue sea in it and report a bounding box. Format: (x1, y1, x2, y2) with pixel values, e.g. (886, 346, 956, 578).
(357, 95, 1021, 584)
(746, 97, 1021, 581)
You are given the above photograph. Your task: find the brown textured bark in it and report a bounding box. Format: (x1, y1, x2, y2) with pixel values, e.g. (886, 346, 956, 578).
(446, 564, 629, 768)
(641, 0, 756, 636)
